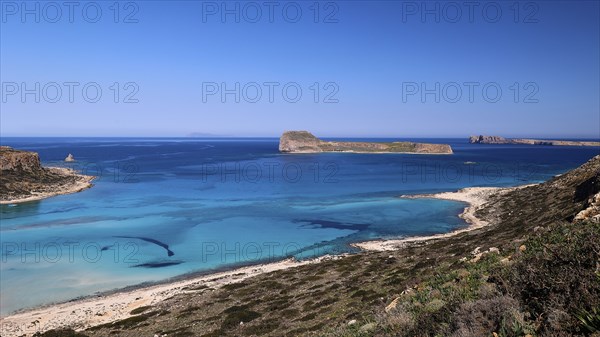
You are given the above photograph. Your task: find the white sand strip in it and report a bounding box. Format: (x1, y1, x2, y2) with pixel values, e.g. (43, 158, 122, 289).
(0, 255, 343, 337)
(353, 185, 532, 251)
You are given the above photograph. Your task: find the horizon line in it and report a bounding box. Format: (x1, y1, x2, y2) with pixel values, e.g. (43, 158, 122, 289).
(1, 135, 600, 140)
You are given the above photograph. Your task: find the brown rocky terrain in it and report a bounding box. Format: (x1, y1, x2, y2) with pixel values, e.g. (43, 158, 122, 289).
(0, 146, 94, 204)
(0, 146, 44, 172)
(279, 131, 453, 154)
(22, 156, 599, 337)
(469, 135, 600, 147)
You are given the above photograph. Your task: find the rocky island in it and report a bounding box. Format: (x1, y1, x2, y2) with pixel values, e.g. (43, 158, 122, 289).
(469, 135, 600, 146)
(279, 131, 453, 154)
(0, 146, 94, 204)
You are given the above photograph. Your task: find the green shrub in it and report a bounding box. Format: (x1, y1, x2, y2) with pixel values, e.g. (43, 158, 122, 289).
(498, 221, 600, 335)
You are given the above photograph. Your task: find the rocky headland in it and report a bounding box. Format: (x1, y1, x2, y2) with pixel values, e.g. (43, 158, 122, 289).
(0, 146, 94, 204)
(469, 135, 600, 146)
(279, 131, 453, 154)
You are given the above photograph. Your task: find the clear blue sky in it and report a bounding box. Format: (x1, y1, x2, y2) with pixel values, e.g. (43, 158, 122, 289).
(1, 0, 599, 138)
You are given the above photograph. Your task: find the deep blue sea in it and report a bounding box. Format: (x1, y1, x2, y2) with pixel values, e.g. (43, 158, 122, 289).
(1, 138, 598, 314)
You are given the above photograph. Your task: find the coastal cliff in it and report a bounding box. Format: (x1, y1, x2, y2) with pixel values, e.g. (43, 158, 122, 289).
(0, 146, 44, 172)
(279, 131, 453, 154)
(469, 135, 600, 147)
(0, 146, 94, 204)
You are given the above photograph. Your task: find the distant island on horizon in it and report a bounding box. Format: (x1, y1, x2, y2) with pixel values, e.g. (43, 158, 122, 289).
(470, 135, 600, 147)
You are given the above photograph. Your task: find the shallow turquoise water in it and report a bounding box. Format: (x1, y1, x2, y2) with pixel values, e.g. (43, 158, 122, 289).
(1, 138, 598, 314)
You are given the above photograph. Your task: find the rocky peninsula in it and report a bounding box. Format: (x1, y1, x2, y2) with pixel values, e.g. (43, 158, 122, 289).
(279, 131, 453, 154)
(0, 146, 94, 204)
(469, 135, 600, 146)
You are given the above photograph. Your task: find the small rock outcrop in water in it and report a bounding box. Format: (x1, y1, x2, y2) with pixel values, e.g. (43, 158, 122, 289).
(469, 135, 600, 147)
(0, 146, 94, 204)
(279, 131, 453, 154)
(65, 153, 75, 162)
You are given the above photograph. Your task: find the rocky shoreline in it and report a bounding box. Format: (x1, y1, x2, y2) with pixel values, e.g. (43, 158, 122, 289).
(0, 167, 94, 205)
(0, 147, 94, 204)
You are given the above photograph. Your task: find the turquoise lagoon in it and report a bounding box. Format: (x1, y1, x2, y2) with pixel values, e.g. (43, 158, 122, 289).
(0, 137, 598, 314)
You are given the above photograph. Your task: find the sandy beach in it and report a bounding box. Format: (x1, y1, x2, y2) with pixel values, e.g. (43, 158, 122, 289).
(352, 185, 531, 251)
(0, 256, 346, 336)
(0, 167, 94, 205)
(0, 185, 527, 336)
